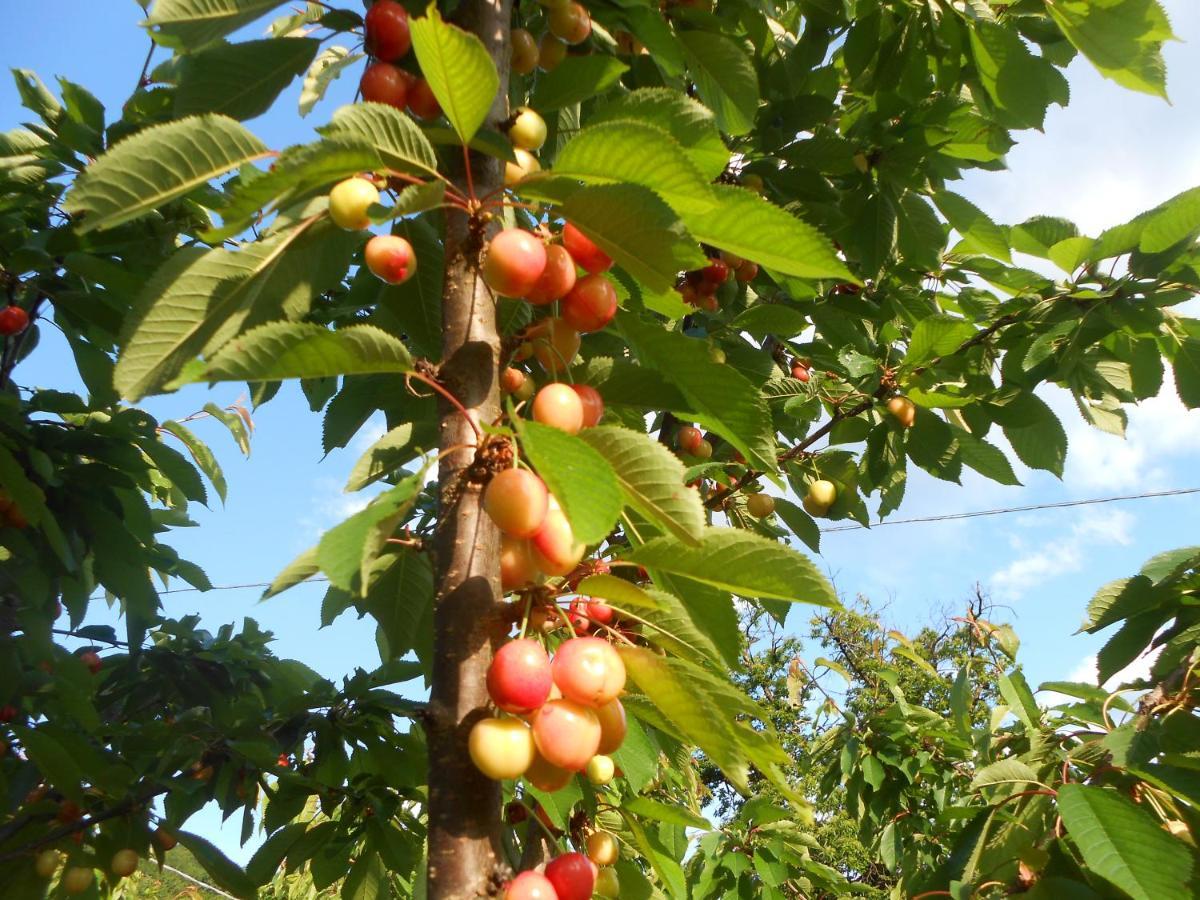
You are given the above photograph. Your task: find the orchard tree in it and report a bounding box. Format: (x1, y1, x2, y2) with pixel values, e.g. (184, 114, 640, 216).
(1, 0, 1199, 898)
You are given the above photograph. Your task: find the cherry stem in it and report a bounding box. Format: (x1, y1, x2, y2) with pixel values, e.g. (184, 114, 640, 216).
(461, 143, 477, 205)
(407, 372, 481, 441)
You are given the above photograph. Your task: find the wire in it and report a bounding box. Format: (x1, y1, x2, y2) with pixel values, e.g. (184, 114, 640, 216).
(819, 487, 1200, 533)
(125, 488, 1199, 598)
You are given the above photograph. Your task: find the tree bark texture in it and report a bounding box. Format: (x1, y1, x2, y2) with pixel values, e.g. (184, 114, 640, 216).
(427, 0, 513, 897)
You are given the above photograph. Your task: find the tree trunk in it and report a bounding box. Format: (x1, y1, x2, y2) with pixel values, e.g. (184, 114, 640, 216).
(427, 1, 512, 897)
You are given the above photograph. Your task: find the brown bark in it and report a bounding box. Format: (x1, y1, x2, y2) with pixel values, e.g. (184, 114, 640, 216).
(426, 1, 513, 897)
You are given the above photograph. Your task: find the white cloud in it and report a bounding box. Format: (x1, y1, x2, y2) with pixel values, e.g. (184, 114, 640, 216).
(990, 509, 1135, 600)
(1067, 645, 1162, 691)
(1056, 371, 1200, 492)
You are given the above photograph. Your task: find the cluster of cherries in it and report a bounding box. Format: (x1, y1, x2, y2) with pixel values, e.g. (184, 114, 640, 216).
(510, 1, 595, 78)
(676, 252, 759, 312)
(472, 634, 627, 898)
(357, 1, 442, 121)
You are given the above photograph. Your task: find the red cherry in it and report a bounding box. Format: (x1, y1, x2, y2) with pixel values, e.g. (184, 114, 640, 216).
(505, 870, 558, 900)
(407, 78, 441, 120)
(586, 600, 615, 627)
(677, 425, 703, 455)
(276, 753, 290, 768)
(80, 650, 102, 675)
(365, 234, 417, 285)
(561, 223, 612, 273)
(700, 258, 729, 284)
(595, 698, 627, 754)
(792, 364, 810, 383)
(569, 384, 604, 427)
(487, 639, 553, 715)
(735, 262, 759, 283)
(483, 229, 548, 297)
(500, 367, 527, 395)
(484, 468, 549, 538)
(364, 0, 412, 61)
(0, 306, 29, 336)
(545, 852, 596, 900)
(561, 274, 617, 333)
(0, 704, 16, 723)
(551, 637, 625, 708)
(568, 599, 592, 636)
(525, 244, 577, 305)
(360, 62, 412, 109)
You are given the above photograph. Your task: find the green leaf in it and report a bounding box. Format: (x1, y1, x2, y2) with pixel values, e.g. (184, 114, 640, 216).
(560, 185, 705, 294)
(576, 575, 664, 611)
(951, 426, 1021, 486)
(319, 102, 440, 177)
(65, 114, 269, 233)
(686, 185, 853, 281)
(161, 420, 229, 502)
(342, 852, 387, 900)
(678, 31, 759, 136)
(620, 646, 750, 790)
(968, 20, 1066, 130)
(197, 323, 414, 384)
(409, 5, 498, 145)
(177, 831, 258, 898)
(300, 46, 364, 117)
(624, 528, 838, 606)
(345, 423, 436, 492)
(532, 55, 629, 111)
(11, 727, 86, 801)
(1140, 186, 1200, 253)
(317, 478, 424, 593)
(246, 822, 307, 885)
(934, 191, 1011, 262)
(623, 796, 710, 830)
(1172, 337, 1200, 408)
(116, 219, 360, 400)
(1056, 784, 1193, 900)
(146, 0, 291, 49)
(998, 669, 1040, 732)
(549, 120, 716, 217)
(906, 315, 976, 366)
(590, 88, 729, 180)
(620, 316, 776, 472)
(577, 425, 705, 546)
(998, 393, 1068, 477)
(1045, 0, 1173, 99)
(205, 136, 383, 242)
(1083, 575, 1167, 632)
(970, 757, 1042, 793)
(263, 545, 320, 599)
(175, 37, 319, 120)
(511, 419, 622, 546)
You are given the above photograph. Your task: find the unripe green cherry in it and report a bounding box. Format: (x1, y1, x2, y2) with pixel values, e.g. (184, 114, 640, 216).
(595, 867, 620, 897)
(508, 107, 548, 152)
(585, 754, 615, 786)
(746, 493, 775, 518)
(329, 177, 380, 230)
(469, 716, 536, 780)
(505, 148, 541, 187)
(803, 479, 837, 516)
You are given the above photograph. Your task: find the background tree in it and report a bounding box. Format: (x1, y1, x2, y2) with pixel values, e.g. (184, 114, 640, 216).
(1, 0, 1198, 897)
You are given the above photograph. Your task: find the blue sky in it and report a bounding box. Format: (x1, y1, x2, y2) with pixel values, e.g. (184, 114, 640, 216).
(3, 1, 1199, 861)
